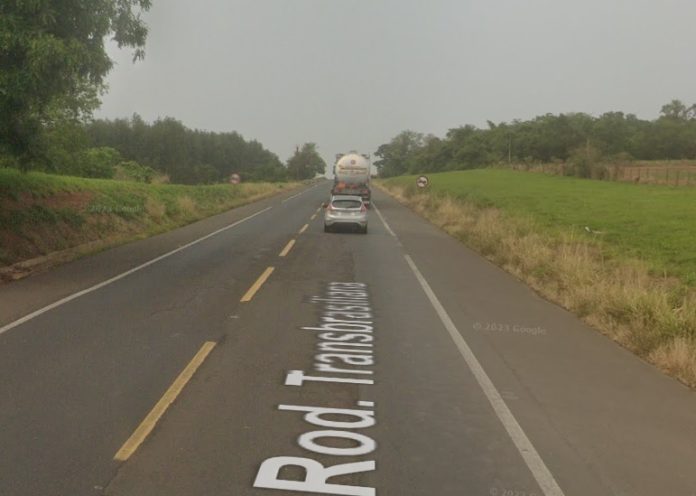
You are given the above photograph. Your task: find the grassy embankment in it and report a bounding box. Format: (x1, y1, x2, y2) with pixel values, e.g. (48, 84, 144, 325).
(0, 168, 296, 281)
(378, 169, 696, 387)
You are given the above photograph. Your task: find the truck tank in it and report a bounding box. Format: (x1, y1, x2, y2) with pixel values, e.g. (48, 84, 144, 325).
(332, 153, 371, 205)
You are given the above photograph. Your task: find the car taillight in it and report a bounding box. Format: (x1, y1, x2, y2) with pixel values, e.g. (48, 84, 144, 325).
(360, 204, 367, 213)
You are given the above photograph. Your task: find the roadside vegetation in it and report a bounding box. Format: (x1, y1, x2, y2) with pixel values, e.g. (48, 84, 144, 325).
(378, 170, 696, 387)
(0, 2, 328, 185)
(0, 167, 295, 281)
(80, 116, 288, 183)
(375, 100, 696, 180)
(0, 2, 330, 280)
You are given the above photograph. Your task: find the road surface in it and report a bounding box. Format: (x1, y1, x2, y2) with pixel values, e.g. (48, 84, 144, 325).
(1, 182, 696, 496)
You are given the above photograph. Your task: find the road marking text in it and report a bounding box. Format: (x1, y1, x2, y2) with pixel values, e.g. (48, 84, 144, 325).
(254, 282, 378, 495)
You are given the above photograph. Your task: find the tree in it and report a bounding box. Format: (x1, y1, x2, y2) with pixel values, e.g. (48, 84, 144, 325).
(375, 99, 696, 177)
(43, 120, 89, 173)
(286, 143, 326, 180)
(374, 131, 425, 177)
(410, 135, 450, 173)
(446, 125, 492, 168)
(660, 99, 696, 120)
(0, 0, 151, 170)
(83, 116, 287, 183)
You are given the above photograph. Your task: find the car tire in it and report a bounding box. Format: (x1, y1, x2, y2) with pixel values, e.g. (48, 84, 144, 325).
(324, 224, 330, 233)
(362, 226, 368, 234)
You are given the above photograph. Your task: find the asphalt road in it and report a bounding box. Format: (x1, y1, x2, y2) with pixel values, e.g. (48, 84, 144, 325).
(2, 181, 696, 496)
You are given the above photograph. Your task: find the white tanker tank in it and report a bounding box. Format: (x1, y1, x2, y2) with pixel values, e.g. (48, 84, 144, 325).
(332, 152, 371, 205)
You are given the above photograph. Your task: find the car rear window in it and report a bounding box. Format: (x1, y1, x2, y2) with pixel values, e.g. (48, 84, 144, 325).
(332, 199, 362, 209)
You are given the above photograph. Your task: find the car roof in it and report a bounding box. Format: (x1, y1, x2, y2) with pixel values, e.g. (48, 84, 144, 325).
(331, 195, 363, 201)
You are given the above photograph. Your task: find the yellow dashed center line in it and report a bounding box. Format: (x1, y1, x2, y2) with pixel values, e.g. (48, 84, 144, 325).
(310, 213, 317, 220)
(279, 239, 296, 257)
(298, 224, 309, 234)
(114, 341, 217, 461)
(240, 266, 275, 302)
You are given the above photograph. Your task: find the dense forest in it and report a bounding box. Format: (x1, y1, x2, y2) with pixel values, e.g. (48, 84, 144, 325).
(84, 115, 288, 183)
(0, 113, 325, 183)
(375, 100, 696, 177)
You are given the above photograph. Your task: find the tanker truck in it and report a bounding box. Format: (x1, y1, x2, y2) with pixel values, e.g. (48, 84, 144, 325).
(331, 152, 371, 206)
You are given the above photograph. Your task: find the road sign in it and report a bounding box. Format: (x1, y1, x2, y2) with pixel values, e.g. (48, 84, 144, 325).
(416, 175, 429, 188)
(230, 173, 241, 185)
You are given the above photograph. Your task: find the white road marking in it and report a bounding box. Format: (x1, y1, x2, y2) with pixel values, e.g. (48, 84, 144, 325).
(256, 282, 378, 495)
(0, 206, 273, 336)
(371, 202, 400, 244)
(404, 255, 565, 496)
(373, 197, 565, 496)
(281, 184, 318, 203)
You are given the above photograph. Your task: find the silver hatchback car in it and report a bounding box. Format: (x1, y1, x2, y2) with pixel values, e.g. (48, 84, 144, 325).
(324, 195, 368, 233)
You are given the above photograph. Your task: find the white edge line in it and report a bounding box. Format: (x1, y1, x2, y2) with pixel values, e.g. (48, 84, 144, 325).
(281, 184, 318, 203)
(0, 206, 272, 336)
(403, 254, 565, 496)
(371, 202, 398, 239)
(372, 197, 564, 496)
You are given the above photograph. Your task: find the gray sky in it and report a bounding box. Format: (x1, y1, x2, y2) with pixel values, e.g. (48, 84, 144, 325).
(97, 0, 696, 167)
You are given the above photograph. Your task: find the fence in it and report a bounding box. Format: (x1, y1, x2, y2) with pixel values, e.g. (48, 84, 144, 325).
(619, 166, 696, 186)
(507, 162, 696, 187)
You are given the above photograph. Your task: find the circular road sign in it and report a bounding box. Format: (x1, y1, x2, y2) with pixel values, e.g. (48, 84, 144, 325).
(229, 173, 241, 185)
(416, 175, 429, 188)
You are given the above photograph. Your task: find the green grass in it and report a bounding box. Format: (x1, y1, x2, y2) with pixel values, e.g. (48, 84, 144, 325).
(0, 167, 294, 269)
(384, 169, 696, 284)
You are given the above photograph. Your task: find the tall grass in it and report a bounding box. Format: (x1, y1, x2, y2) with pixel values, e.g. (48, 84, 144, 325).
(378, 176, 696, 387)
(0, 168, 296, 278)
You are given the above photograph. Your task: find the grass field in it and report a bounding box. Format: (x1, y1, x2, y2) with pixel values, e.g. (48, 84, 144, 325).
(386, 169, 696, 284)
(0, 168, 294, 277)
(379, 169, 696, 387)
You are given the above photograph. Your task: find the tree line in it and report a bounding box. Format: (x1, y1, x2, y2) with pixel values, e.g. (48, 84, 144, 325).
(0, 1, 326, 184)
(2, 112, 324, 184)
(375, 100, 696, 178)
(84, 116, 326, 183)
(84, 115, 288, 183)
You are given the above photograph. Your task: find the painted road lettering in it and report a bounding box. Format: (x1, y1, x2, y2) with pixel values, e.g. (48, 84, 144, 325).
(254, 458, 375, 496)
(254, 282, 378, 495)
(278, 402, 376, 429)
(285, 284, 376, 385)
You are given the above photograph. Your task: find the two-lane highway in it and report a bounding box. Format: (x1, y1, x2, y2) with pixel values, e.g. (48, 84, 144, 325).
(0, 184, 321, 495)
(2, 182, 696, 495)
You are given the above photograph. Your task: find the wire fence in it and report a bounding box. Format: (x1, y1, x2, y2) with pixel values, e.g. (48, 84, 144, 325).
(507, 161, 696, 187)
(619, 166, 696, 186)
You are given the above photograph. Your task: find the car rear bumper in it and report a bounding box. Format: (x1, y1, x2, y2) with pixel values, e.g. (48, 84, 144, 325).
(324, 218, 368, 227)
(324, 213, 367, 228)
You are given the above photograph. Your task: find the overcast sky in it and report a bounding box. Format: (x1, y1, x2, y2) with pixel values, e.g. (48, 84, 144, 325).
(97, 0, 696, 167)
